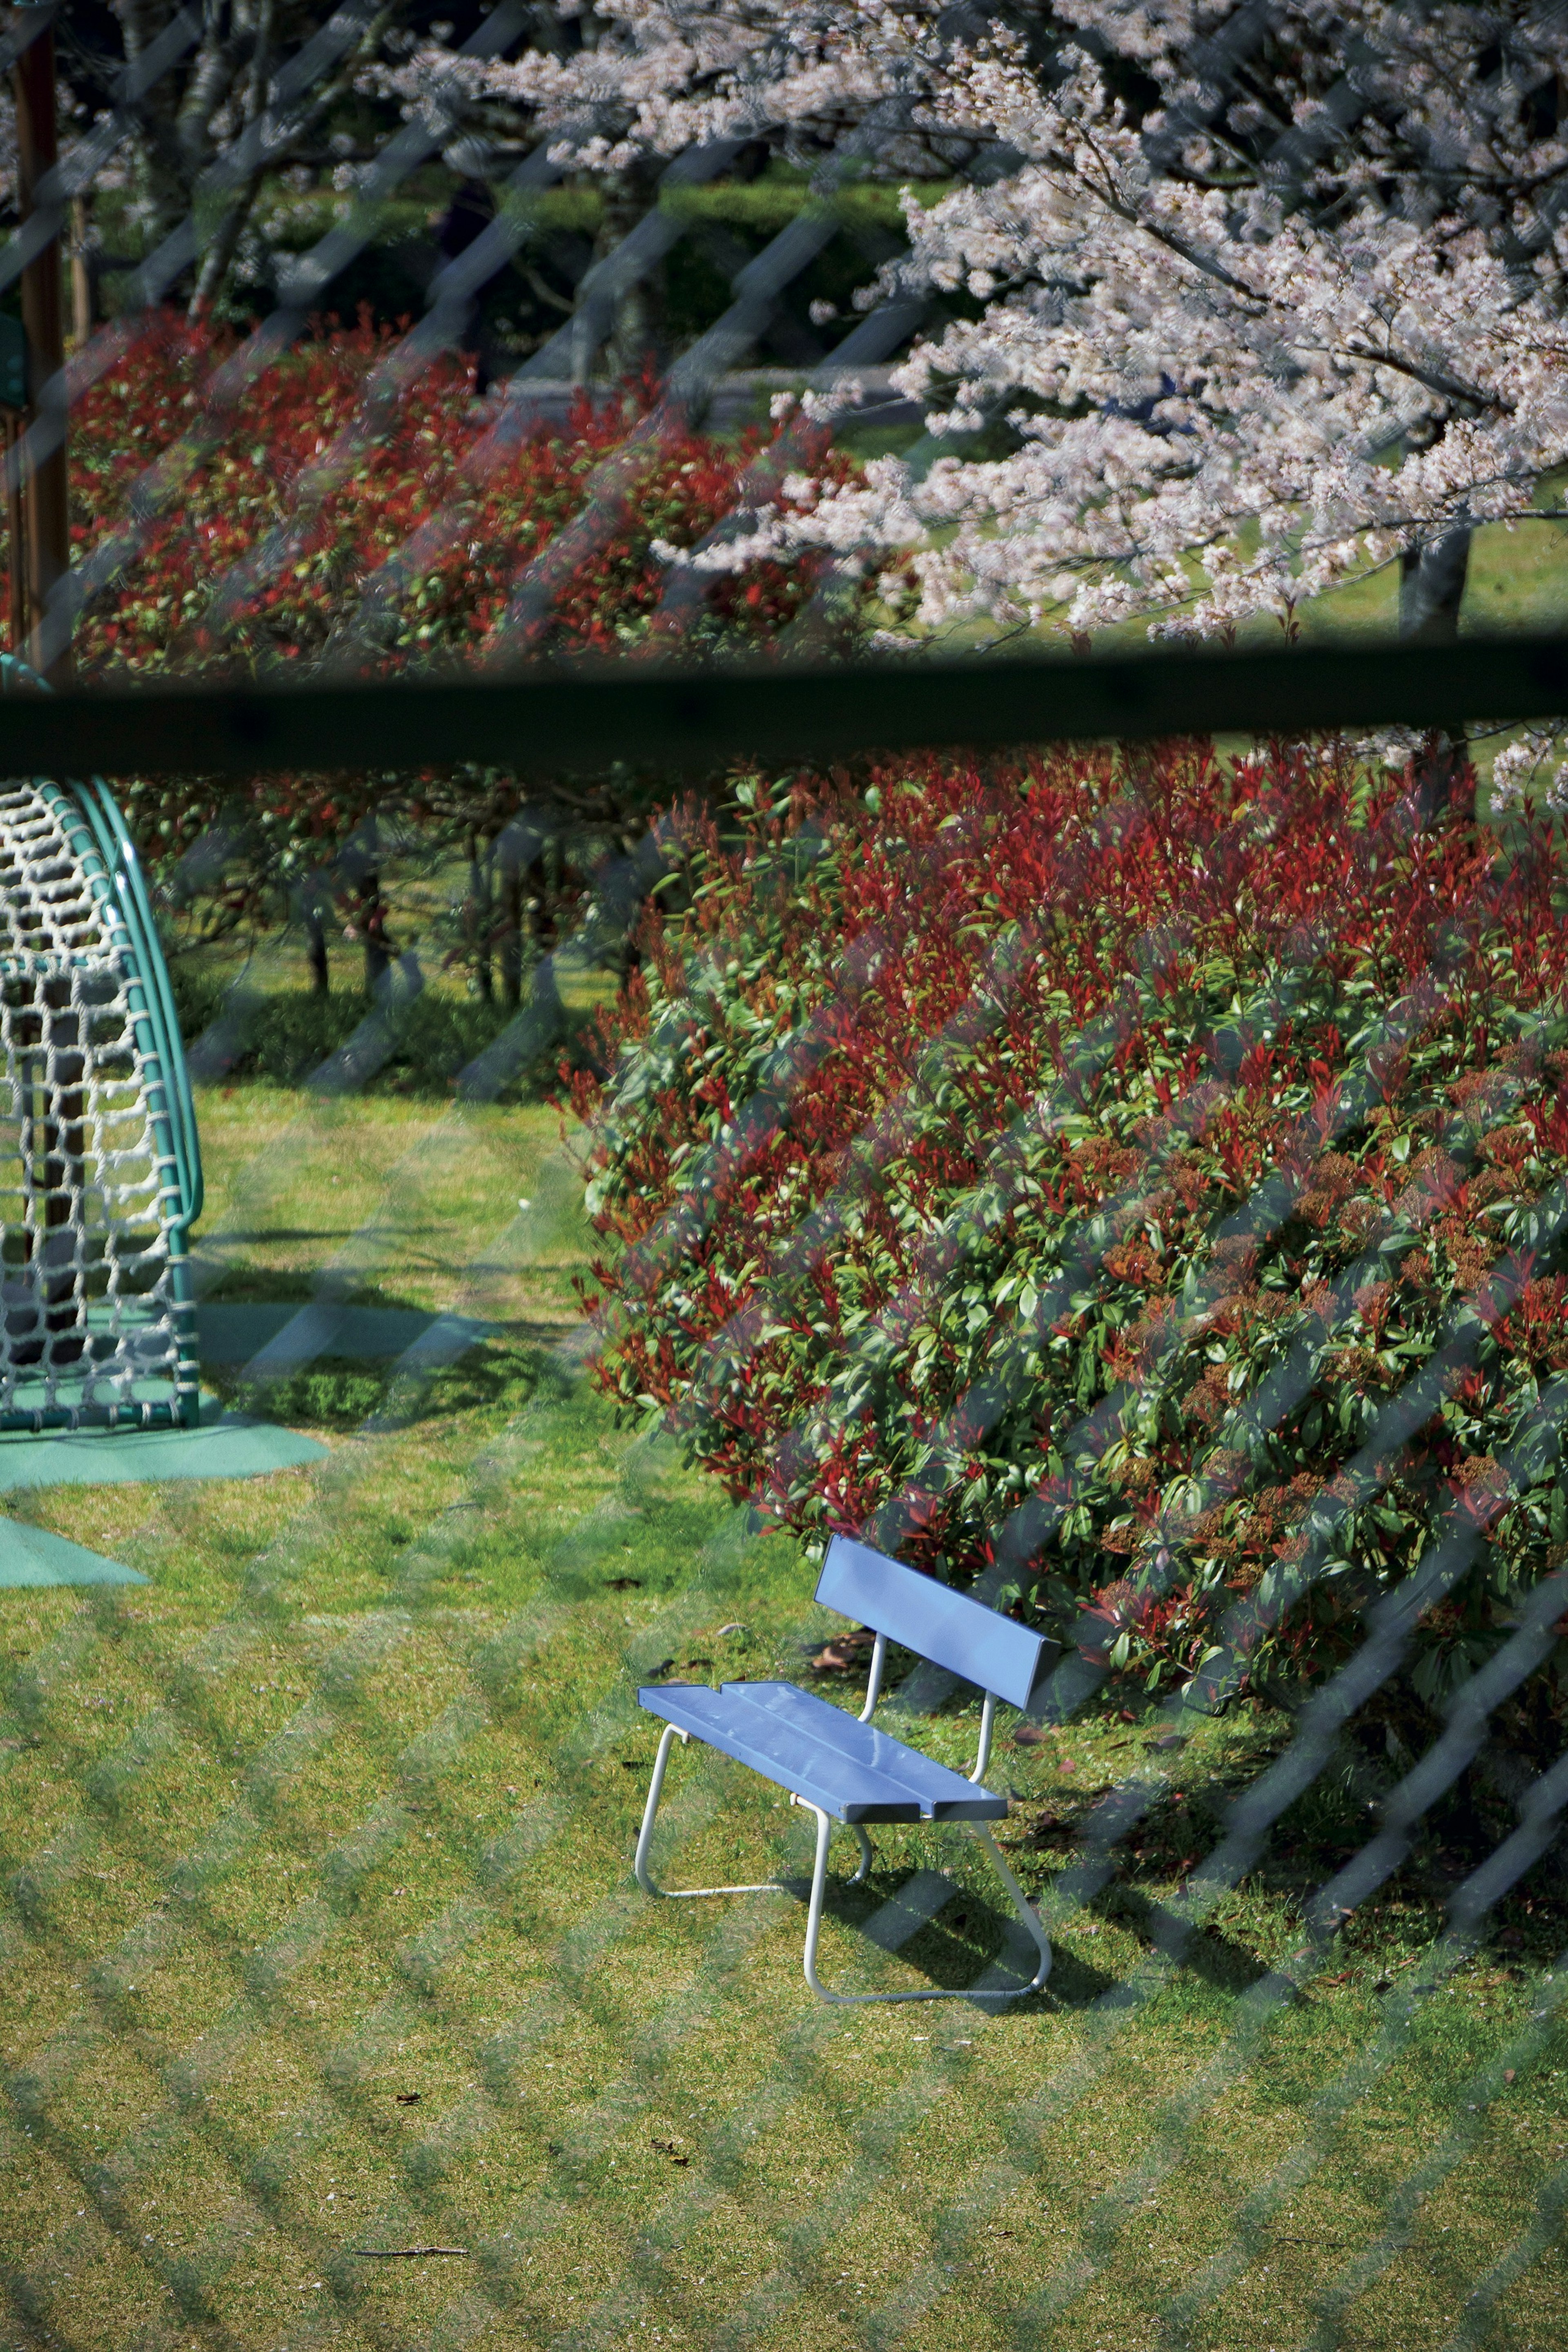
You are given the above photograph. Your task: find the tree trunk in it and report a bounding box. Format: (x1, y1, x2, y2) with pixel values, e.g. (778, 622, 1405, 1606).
(188, 0, 271, 318)
(188, 183, 264, 317)
(116, 0, 203, 254)
(304, 901, 330, 996)
(14, 17, 72, 683)
(499, 848, 525, 1009)
(69, 196, 94, 345)
(526, 849, 559, 958)
(358, 871, 390, 996)
(467, 828, 493, 1003)
(4, 414, 26, 655)
(577, 167, 664, 384)
(1399, 523, 1471, 644)
(1400, 522, 1472, 811)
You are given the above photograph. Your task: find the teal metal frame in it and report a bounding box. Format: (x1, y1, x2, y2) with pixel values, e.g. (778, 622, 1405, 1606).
(0, 657, 204, 1430)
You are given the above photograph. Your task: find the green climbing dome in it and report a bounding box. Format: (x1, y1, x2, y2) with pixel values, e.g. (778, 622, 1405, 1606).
(0, 660, 202, 1430)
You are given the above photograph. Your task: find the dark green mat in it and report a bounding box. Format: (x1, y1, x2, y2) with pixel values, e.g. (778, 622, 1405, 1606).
(0, 1521, 147, 1587)
(0, 1401, 329, 1491)
(196, 1303, 490, 1365)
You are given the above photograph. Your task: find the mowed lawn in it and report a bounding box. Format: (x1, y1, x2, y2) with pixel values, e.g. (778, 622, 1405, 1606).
(0, 1073, 1565, 2352)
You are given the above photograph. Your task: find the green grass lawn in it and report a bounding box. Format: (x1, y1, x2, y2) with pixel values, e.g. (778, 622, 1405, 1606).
(1, 1076, 1566, 2352)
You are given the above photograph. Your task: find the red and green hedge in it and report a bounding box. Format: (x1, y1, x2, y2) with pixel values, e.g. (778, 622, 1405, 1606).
(43, 315, 852, 943)
(67, 314, 843, 677)
(570, 744, 1568, 1724)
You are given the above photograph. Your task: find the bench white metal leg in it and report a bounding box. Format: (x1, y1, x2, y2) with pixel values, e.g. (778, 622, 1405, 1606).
(800, 1804, 1052, 2005)
(634, 1722, 793, 1899)
(634, 1724, 876, 1900)
(635, 1728, 1048, 1997)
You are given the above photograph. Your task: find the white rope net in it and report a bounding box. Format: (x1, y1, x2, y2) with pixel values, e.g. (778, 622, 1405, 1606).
(0, 780, 192, 1428)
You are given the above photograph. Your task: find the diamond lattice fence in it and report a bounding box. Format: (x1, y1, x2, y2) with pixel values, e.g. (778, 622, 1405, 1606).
(1, 13, 1568, 2348)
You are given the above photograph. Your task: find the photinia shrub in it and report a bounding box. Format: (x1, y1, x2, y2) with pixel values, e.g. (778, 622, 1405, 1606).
(570, 745, 1568, 1731)
(64, 313, 849, 677)
(38, 314, 858, 942)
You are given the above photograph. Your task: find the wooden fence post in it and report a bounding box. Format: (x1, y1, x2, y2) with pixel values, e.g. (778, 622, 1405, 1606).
(1, 412, 25, 657)
(13, 7, 72, 683)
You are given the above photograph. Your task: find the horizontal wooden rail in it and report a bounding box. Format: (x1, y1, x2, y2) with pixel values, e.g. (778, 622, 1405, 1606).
(0, 631, 1564, 781)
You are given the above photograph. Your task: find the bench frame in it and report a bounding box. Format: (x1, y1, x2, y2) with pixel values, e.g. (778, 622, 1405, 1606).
(634, 1545, 1053, 2006)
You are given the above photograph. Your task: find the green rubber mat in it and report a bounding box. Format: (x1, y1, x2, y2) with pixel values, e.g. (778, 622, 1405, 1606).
(0, 1400, 329, 1491)
(196, 1302, 490, 1365)
(0, 1519, 147, 1586)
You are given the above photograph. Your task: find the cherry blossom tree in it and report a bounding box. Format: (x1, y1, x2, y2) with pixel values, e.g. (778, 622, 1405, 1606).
(733, 5, 1568, 651)
(35, 3, 1568, 675)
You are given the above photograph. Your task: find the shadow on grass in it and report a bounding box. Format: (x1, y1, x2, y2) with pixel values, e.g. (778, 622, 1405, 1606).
(1011, 1713, 1568, 1991)
(175, 975, 604, 1100)
(205, 1336, 548, 1429)
(755, 1863, 1054, 2003)
(197, 1267, 434, 1310)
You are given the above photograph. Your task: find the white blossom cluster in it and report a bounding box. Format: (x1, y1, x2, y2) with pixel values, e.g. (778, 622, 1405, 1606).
(1488, 729, 1568, 813)
(359, 1, 964, 178)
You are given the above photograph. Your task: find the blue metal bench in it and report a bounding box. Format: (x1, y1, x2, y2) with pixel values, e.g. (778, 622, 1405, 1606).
(634, 1533, 1053, 2004)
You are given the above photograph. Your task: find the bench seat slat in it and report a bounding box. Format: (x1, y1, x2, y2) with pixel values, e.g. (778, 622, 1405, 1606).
(733, 1682, 1007, 1819)
(638, 1680, 1009, 1822)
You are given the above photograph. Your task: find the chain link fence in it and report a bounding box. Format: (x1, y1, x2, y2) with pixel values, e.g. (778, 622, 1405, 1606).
(1, 14, 1567, 2350)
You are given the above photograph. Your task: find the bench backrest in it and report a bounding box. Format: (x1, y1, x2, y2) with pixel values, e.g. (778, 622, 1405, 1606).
(815, 1535, 1049, 1710)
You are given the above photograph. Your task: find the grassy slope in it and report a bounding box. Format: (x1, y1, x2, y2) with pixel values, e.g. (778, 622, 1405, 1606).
(0, 1081, 1564, 2348)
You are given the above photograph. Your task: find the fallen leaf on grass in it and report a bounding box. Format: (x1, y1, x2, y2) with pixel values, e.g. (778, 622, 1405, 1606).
(395, 2091, 421, 2105)
(1012, 1725, 1051, 1747)
(1148, 1733, 1189, 1753)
